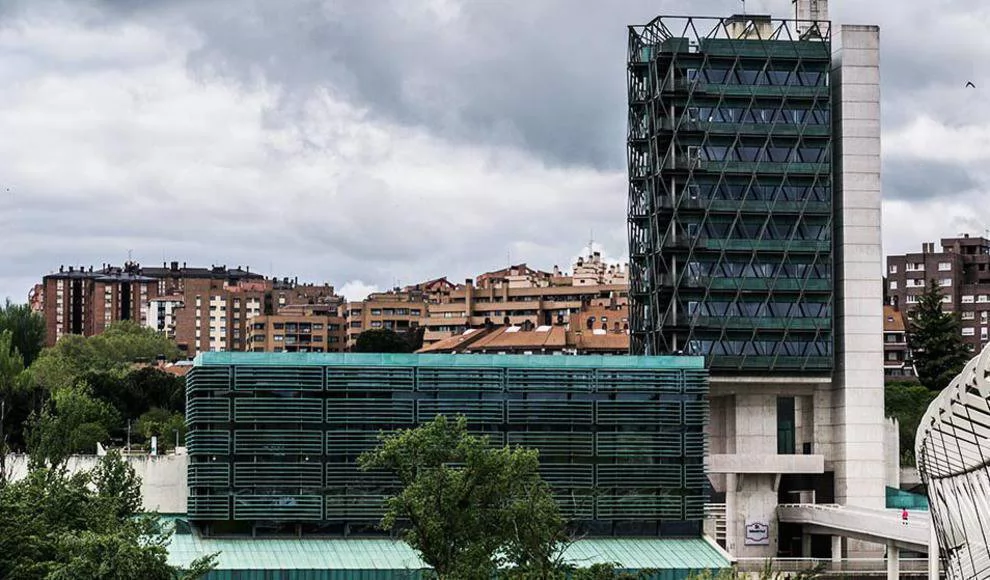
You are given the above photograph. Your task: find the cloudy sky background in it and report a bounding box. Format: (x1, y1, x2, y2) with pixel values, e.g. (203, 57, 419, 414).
(0, 0, 985, 301)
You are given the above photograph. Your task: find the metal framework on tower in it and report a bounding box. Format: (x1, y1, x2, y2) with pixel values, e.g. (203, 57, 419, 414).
(627, 15, 834, 374)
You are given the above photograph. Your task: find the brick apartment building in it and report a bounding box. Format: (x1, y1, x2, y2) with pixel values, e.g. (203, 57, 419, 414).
(421, 253, 628, 346)
(887, 235, 990, 351)
(247, 304, 346, 353)
(41, 263, 160, 345)
(39, 261, 343, 356)
(342, 289, 431, 349)
(419, 303, 630, 355)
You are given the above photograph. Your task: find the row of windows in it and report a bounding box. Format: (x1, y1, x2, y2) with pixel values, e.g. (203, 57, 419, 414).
(687, 301, 830, 318)
(889, 262, 953, 274)
(677, 181, 829, 203)
(686, 67, 828, 87)
(680, 220, 829, 242)
(685, 261, 830, 279)
(697, 145, 829, 164)
(688, 339, 832, 357)
(685, 106, 830, 125)
(369, 308, 422, 316)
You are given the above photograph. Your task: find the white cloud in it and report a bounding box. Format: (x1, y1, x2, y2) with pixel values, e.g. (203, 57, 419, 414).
(338, 280, 382, 303)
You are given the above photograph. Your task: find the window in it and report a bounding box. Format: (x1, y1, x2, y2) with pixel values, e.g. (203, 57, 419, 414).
(942, 295, 952, 304)
(889, 281, 898, 290)
(940, 278, 952, 287)
(350, 321, 361, 328)
(887, 352, 898, 361)
(777, 397, 796, 455)
(274, 335, 284, 341)
(963, 327, 976, 336)
(371, 309, 382, 316)
(980, 295, 989, 303)
(411, 309, 422, 316)
(963, 311, 976, 320)
(939, 262, 952, 271)
(371, 321, 383, 328)
(906, 295, 919, 304)
(983, 311, 989, 323)
(964, 295, 975, 304)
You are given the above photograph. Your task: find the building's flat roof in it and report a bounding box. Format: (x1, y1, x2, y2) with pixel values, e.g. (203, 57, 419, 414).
(167, 531, 729, 573)
(193, 351, 706, 369)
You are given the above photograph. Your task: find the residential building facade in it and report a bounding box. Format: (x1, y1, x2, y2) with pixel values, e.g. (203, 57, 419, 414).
(41, 263, 160, 345)
(247, 304, 347, 353)
(628, 3, 885, 559)
(39, 261, 343, 356)
(883, 305, 915, 382)
(342, 289, 429, 349)
(886, 235, 990, 352)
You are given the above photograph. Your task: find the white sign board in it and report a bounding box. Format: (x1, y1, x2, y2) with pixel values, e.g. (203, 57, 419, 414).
(744, 520, 771, 546)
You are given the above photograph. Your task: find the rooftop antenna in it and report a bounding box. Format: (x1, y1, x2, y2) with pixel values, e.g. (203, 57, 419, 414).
(741, 0, 746, 14)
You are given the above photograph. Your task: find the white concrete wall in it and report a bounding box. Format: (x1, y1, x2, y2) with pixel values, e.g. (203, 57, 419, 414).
(830, 24, 885, 512)
(885, 418, 900, 488)
(6, 454, 188, 513)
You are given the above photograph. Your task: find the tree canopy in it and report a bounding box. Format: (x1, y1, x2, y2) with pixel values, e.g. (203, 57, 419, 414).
(907, 279, 971, 391)
(885, 380, 938, 466)
(359, 415, 567, 579)
(0, 450, 215, 579)
(0, 299, 46, 367)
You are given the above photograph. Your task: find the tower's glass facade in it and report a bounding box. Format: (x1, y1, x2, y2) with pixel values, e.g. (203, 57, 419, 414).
(627, 15, 834, 374)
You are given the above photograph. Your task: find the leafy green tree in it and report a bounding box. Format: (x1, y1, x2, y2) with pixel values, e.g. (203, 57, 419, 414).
(0, 299, 46, 367)
(886, 380, 938, 465)
(135, 407, 186, 452)
(908, 279, 972, 391)
(353, 328, 416, 353)
(26, 384, 120, 468)
(0, 450, 215, 579)
(359, 415, 565, 579)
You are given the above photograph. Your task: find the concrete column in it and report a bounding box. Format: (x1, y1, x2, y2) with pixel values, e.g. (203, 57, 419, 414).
(831, 535, 842, 564)
(887, 540, 899, 580)
(802, 533, 812, 558)
(929, 518, 939, 580)
(726, 473, 737, 555)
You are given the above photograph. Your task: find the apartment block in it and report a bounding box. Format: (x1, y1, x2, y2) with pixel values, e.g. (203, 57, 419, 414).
(421, 256, 629, 346)
(420, 304, 630, 355)
(886, 235, 990, 351)
(42, 263, 160, 345)
(39, 261, 343, 356)
(247, 304, 346, 353)
(343, 289, 430, 349)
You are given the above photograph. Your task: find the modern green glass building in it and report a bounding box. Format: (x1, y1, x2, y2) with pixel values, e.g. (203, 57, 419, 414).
(186, 352, 709, 537)
(627, 14, 833, 374)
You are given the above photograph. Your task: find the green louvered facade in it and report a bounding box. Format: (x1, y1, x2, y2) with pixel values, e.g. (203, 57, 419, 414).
(627, 15, 834, 374)
(186, 352, 709, 537)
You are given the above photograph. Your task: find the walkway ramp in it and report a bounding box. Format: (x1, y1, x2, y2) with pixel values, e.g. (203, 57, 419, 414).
(777, 504, 930, 552)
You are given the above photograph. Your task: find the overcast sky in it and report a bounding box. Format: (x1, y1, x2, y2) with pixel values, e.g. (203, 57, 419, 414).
(0, 0, 985, 301)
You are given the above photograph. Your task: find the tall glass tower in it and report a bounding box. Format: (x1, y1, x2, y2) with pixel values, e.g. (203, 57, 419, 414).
(627, 14, 833, 374)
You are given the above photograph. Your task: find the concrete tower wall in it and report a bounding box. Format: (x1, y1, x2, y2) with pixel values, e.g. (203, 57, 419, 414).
(830, 25, 885, 511)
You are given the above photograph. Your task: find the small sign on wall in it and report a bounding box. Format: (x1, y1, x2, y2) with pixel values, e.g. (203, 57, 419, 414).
(744, 520, 771, 546)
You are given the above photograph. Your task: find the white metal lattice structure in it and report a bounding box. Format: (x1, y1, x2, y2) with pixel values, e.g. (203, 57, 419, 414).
(916, 344, 990, 579)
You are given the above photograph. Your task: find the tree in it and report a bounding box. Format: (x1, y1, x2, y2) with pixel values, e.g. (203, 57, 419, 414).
(0, 450, 215, 579)
(0, 299, 46, 367)
(885, 380, 938, 465)
(26, 384, 120, 468)
(135, 407, 186, 452)
(908, 279, 972, 391)
(359, 415, 565, 579)
(353, 328, 416, 353)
